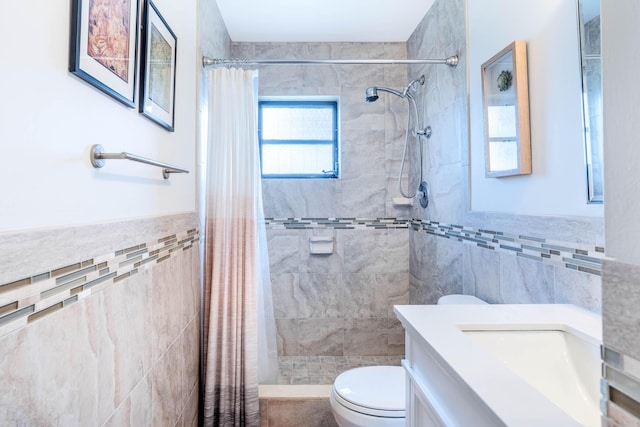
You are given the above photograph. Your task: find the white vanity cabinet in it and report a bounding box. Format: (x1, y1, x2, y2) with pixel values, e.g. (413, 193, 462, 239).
(401, 323, 505, 427)
(394, 304, 601, 427)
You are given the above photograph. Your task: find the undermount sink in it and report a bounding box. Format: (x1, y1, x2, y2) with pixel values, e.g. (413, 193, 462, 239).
(462, 328, 600, 427)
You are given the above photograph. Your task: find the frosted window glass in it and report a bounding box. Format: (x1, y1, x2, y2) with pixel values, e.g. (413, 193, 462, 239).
(489, 139, 518, 171)
(259, 100, 338, 178)
(262, 107, 334, 140)
(261, 144, 334, 175)
(488, 105, 517, 138)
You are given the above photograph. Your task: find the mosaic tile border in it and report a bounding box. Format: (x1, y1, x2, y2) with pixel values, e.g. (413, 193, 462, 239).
(0, 228, 199, 339)
(412, 219, 605, 276)
(264, 217, 605, 276)
(603, 346, 640, 422)
(265, 217, 409, 230)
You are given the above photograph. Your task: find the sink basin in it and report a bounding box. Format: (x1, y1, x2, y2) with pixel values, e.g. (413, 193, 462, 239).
(463, 329, 600, 427)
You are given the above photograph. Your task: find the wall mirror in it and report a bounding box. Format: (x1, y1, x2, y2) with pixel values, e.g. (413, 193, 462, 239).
(577, 0, 603, 203)
(481, 40, 531, 178)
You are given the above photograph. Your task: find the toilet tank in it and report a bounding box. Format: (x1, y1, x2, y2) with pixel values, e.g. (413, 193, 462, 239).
(437, 294, 488, 305)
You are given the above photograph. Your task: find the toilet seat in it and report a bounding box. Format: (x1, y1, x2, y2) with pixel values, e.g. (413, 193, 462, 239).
(332, 366, 405, 418)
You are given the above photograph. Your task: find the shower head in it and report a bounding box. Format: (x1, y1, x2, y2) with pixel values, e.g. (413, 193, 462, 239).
(364, 75, 425, 102)
(402, 75, 425, 97)
(365, 87, 379, 103)
(365, 86, 405, 103)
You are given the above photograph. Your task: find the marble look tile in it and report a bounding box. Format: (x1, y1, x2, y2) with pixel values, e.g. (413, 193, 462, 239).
(179, 249, 197, 329)
(98, 269, 153, 423)
(340, 87, 386, 132)
(297, 273, 344, 318)
(271, 273, 300, 319)
(464, 245, 501, 303)
(0, 295, 99, 426)
(302, 64, 340, 88)
(340, 130, 386, 178)
(103, 374, 153, 427)
(425, 161, 466, 224)
(266, 230, 301, 274)
(299, 231, 344, 275)
(377, 272, 410, 318)
(433, 237, 464, 296)
(409, 273, 442, 305)
(342, 273, 383, 319)
(200, 1, 231, 59)
(499, 253, 555, 304)
(337, 174, 387, 218)
(298, 318, 344, 356)
(230, 43, 254, 59)
(554, 266, 602, 312)
(266, 399, 338, 427)
(410, 229, 437, 283)
(384, 130, 410, 176)
(276, 319, 299, 356)
(262, 179, 340, 218)
(388, 318, 406, 356)
(151, 255, 184, 362)
(464, 211, 604, 247)
(385, 94, 410, 132)
(151, 338, 184, 427)
(385, 177, 417, 217)
(344, 318, 388, 356)
(0, 226, 76, 286)
(182, 317, 199, 409)
(336, 64, 384, 88)
(342, 230, 408, 274)
(184, 387, 201, 427)
(603, 259, 640, 361)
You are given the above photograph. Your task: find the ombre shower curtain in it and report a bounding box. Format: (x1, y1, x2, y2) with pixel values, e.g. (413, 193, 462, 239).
(203, 67, 278, 427)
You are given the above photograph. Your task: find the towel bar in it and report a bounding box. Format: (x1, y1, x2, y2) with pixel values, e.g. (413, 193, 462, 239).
(90, 144, 189, 179)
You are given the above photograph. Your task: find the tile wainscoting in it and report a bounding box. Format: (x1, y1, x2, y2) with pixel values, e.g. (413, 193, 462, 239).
(0, 213, 200, 426)
(265, 217, 603, 384)
(602, 259, 640, 426)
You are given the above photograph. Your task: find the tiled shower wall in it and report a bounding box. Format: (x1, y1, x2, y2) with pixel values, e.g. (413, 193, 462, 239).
(406, 0, 604, 310)
(231, 41, 412, 384)
(0, 213, 199, 425)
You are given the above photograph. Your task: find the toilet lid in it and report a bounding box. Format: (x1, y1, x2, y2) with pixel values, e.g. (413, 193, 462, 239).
(333, 366, 405, 412)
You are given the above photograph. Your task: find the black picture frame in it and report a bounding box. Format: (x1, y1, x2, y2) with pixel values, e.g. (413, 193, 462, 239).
(139, 0, 177, 131)
(69, 0, 139, 107)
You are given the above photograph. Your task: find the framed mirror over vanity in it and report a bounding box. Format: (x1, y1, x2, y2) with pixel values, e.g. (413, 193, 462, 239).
(577, 0, 603, 203)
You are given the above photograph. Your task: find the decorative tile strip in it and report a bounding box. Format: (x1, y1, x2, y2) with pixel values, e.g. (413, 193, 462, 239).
(0, 229, 199, 339)
(603, 346, 640, 421)
(265, 218, 410, 230)
(411, 219, 605, 276)
(264, 217, 605, 275)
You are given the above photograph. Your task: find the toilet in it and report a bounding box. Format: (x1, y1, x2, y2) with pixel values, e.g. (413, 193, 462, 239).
(330, 294, 488, 427)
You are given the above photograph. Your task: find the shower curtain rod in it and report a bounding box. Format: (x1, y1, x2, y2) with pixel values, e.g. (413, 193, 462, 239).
(202, 55, 459, 68)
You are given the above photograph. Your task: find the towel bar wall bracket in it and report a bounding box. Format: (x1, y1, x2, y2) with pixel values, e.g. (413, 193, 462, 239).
(90, 144, 189, 179)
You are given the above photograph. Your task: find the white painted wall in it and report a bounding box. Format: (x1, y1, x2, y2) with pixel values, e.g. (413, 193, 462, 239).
(0, 0, 197, 232)
(468, 0, 603, 217)
(602, 0, 640, 264)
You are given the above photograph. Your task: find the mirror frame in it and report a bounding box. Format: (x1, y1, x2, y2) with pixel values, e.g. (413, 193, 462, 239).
(481, 40, 532, 178)
(576, 0, 603, 204)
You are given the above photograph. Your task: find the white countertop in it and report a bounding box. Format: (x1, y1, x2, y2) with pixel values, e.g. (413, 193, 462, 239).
(394, 304, 602, 427)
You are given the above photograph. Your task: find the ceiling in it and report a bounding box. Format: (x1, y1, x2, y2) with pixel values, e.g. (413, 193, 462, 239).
(215, 0, 437, 42)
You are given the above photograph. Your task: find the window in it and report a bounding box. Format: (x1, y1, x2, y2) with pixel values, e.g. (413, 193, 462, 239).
(258, 100, 339, 178)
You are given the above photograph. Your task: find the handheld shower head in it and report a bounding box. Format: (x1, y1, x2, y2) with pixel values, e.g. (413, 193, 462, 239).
(365, 87, 379, 103)
(402, 75, 425, 97)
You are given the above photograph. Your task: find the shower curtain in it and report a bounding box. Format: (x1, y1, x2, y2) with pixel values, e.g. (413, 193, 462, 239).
(203, 67, 278, 427)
